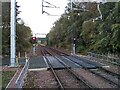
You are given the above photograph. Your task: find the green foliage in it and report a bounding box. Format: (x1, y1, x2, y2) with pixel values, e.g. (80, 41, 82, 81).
(2, 71, 16, 88)
(76, 45, 86, 53)
(48, 2, 120, 55)
(16, 24, 32, 53)
(2, 2, 11, 55)
(2, 2, 32, 56)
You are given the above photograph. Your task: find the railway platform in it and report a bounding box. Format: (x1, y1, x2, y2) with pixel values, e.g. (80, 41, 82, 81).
(28, 55, 104, 70)
(1, 55, 104, 70)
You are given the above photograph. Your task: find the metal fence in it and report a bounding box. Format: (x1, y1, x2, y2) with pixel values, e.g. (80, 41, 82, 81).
(15, 58, 29, 88)
(87, 52, 120, 65)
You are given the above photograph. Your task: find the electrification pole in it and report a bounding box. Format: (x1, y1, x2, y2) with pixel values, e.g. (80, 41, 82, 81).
(70, 0, 73, 10)
(10, 0, 16, 67)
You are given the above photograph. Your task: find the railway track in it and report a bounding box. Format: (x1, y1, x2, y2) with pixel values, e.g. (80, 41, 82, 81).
(41, 50, 64, 89)
(41, 47, 93, 89)
(45, 46, 120, 88)
(89, 68, 120, 87)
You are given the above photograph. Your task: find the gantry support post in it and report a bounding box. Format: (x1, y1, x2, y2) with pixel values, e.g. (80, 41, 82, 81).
(10, 0, 16, 67)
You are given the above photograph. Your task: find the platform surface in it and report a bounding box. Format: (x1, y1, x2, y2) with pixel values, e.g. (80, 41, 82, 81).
(71, 55, 103, 67)
(66, 56, 103, 69)
(46, 56, 65, 69)
(28, 55, 104, 69)
(29, 56, 47, 69)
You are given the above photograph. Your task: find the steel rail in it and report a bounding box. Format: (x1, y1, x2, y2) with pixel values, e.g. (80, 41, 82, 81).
(87, 52, 120, 66)
(41, 49, 64, 90)
(99, 68, 120, 79)
(44, 48, 94, 89)
(46, 47, 120, 88)
(49, 47, 120, 75)
(63, 55, 120, 87)
(89, 69, 120, 88)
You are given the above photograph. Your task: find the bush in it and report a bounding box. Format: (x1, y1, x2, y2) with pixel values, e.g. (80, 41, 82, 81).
(76, 45, 86, 53)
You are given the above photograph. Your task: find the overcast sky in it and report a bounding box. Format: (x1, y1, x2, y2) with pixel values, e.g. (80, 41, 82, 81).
(16, 0, 67, 37)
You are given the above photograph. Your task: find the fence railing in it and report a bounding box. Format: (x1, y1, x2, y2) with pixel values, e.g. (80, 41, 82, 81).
(87, 52, 120, 65)
(15, 58, 29, 88)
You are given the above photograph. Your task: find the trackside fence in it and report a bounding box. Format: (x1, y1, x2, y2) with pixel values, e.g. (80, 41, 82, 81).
(15, 58, 29, 88)
(87, 52, 120, 66)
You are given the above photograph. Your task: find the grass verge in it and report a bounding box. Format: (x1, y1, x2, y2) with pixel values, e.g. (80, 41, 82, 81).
(2, 71, 16, 88)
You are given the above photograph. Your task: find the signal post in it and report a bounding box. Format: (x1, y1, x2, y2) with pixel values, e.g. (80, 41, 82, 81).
(31, 37, 37, 55)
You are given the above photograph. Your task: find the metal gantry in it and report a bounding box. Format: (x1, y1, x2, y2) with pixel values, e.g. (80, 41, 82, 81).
(68, 0, 105, 22)
(42, 0, 61, 16)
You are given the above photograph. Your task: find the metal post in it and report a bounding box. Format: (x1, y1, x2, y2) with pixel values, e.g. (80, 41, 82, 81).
(73, 44, 75, 54)
(10, 0, 16, 67)
(33, 44, 35, 55)
(73, 38, 76, 55)
(42, 0, 44, 14)
(0, 1, 2, 72)
(18, 52, 20, 58)
(71, 0, 73, 10)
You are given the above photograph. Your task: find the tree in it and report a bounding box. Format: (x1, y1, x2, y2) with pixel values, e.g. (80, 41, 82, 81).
(47, 2, 120, 56)
(2, 2, 32, 56)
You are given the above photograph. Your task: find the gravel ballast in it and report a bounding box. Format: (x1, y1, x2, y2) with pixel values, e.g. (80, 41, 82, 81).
(23, 68, 118, 89)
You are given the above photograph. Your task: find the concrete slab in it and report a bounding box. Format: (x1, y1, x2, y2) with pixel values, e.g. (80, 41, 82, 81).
(27, 54, 103, 70)
(29, 56, 47, 69)
(73, 55, 103, 68)
(66, 56, 97, 69)
(18, 58, 26, 65)
(57, 56, 81, 68)
(2, 57, 26, 66)
(46, 56, 65, 69)
(29, 68, 48, 71)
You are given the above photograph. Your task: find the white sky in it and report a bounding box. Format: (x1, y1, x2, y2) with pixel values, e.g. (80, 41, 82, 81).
(16, 0, 67, 37)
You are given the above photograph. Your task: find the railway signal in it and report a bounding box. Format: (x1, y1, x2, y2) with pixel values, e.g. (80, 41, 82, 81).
(73, 37, 76, 55)
(32, 37, 36, 41)
(31, 37, 37, 44)
(32, 37, 37, 55)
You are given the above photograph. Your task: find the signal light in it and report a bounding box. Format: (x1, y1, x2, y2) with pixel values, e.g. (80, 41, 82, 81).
(31, 37, 37, 44)
(32, 37, 36, 41)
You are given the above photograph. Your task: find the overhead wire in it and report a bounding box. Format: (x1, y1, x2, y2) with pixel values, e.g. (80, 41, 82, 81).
(42, 0, 61, 16)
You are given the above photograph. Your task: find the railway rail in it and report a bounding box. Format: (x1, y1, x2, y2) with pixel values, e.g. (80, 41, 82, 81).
(40, 46, 93, 89)
(41, 50, 64, 89)
(87, 52, 120, 66)
(50, 47, 120, 74)
(45, 46, 120, 88)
